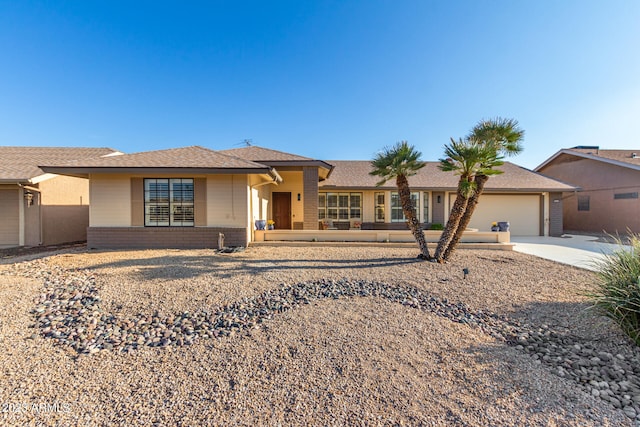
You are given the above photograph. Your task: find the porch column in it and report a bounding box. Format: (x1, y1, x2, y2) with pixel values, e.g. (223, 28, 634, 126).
(302, 167, 319, 230)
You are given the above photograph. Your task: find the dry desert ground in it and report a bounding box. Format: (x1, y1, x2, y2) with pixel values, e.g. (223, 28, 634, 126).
(1, 245, 638, 426)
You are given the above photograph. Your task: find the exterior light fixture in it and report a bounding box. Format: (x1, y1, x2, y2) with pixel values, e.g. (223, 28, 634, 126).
(24, 191, 34, 206)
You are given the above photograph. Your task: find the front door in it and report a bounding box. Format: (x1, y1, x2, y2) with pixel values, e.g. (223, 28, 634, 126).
(272, 192, 292, 230)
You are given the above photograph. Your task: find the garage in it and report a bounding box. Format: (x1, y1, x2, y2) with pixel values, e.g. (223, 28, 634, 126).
(450, 193, 542, 236)
(0, 189, 20, 246)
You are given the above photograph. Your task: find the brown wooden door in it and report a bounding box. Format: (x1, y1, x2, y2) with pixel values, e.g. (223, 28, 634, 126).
(272, 192, 291, 229)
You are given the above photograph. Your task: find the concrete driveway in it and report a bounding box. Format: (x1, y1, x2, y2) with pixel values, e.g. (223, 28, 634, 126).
(511, 234, 630, 271)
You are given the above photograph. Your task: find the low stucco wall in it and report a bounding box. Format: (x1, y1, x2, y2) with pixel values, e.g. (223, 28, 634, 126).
(255, 229, 510, 244)
(87, 227, 247, 249)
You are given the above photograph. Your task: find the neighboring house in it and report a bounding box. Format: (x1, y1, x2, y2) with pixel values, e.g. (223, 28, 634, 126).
(41, 145, 575, 249)
(0, 146, 119, 247)
(536, 146, 640, 234)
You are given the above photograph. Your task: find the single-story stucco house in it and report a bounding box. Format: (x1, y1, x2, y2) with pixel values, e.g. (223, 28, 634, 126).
(0, 146, 119, 247)
(536, 146, 640, 234)
(39, 144, 576, 249)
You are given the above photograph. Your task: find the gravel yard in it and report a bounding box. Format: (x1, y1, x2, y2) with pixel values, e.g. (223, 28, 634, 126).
(0, 245, 638, 426)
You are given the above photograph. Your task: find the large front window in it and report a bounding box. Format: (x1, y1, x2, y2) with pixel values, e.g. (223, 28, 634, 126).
(391, 192, 420, 222)
(318, 192, 362, 220)
(145, 178, 194, 226)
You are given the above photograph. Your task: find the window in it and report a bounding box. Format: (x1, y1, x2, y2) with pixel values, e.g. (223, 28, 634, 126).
(318, 194, 326, 220)
(391, 192, 419, 222)
(423, 192, 429, 223)
(318, 192, 362, 220)
(349, 193, 362, 218)
(577, 195, 590, 212)
(614, 192, 638, 200)
(145, 178, 194, 226)
(375, 192, 385, 222)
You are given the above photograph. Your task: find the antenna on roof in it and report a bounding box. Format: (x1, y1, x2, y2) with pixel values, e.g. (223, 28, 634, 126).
(232, 139, 253, 147)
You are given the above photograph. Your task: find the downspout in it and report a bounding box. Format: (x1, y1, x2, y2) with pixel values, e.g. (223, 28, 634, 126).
(18, 184, 43, 245)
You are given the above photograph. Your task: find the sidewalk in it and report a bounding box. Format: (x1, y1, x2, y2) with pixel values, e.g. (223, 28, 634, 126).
(511, 234, 629, 271)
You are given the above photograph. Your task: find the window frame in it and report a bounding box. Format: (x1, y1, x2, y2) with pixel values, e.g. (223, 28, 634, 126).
(614, 192, 639, 200)
(577, 195, 590, 212)
(144, 178, 195, 227)
(318, 192, 363, 221)
(390, 191, 420, 223)
(374, 192, 385, 223)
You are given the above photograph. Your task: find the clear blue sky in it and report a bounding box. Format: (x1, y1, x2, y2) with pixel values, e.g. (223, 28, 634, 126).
(1, 1, 638, 169)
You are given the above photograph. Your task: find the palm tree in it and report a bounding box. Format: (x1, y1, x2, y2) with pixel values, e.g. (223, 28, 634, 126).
(370, 141, 431, 259)
(440, 118, 524, 261)
(433, 138, 503, 262)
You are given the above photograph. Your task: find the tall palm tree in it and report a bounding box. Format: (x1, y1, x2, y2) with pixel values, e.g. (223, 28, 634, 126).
(433, 138, 503, 262)
(440, 118, 524, 261)
(370, 141, 431, 259)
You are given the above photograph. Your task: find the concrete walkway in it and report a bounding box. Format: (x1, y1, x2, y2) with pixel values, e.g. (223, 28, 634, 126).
(511, 234, 630, 271)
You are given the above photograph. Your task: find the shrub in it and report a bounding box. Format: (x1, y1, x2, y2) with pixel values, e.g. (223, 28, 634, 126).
(587, 234, 640, 346)
(429, 223, 444, 230)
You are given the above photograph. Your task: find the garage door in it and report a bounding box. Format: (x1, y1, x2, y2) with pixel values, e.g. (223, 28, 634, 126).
(450, 193, 541, 236)
(0, 189, 20, 246)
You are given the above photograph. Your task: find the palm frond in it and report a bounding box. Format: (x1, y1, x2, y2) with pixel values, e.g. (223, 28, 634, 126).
(469, 117, 525, 157)
(370, 141, 425, 186)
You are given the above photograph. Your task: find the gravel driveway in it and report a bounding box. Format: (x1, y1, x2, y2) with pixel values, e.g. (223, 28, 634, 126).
(0, 246, 637, 426)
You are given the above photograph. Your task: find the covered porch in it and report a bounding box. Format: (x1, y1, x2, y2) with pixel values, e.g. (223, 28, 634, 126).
(253, 228, 513, 250)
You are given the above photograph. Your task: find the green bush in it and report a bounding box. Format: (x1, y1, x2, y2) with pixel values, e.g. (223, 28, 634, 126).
(429, 223, 444, 230)
(587, 234, 640, 346)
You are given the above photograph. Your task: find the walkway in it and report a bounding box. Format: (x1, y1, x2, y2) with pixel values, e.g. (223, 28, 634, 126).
(511, 234, 629, 271)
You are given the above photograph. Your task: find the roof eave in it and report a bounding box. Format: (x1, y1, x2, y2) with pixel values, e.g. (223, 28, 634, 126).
(536, 149, 640, 172)
(0, 179, 30, 184)
(40, 166, 274, 178)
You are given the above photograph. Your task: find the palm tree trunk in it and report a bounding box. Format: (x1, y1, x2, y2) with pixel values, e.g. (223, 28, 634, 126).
(434, 180, 469, 262)
(441, 174, 490, 261)
(396, 175, 431, 259)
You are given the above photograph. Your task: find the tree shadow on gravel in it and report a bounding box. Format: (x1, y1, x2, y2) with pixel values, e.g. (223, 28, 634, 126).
(84, 254, 424, 281)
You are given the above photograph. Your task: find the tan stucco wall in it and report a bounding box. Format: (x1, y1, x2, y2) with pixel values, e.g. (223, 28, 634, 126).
(38, 175, 90, 245)
(540, 157, 640, 233)
(39, 175, 89, 205)
(89, 174, 132, 226)
(206, 174, 250, 228)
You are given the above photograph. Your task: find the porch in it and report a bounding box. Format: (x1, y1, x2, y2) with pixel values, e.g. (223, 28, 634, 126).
(253, 229, 513, 250)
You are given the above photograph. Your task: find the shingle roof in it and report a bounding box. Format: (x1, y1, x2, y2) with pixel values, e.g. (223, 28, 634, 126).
(220, 146, 314, 162)
(320, 160, 576, 192)
(536, 148, 640, 172)
(41, 146, 268, 169)
(568, 148, 640, 167)
(0, 146, 118, 182)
